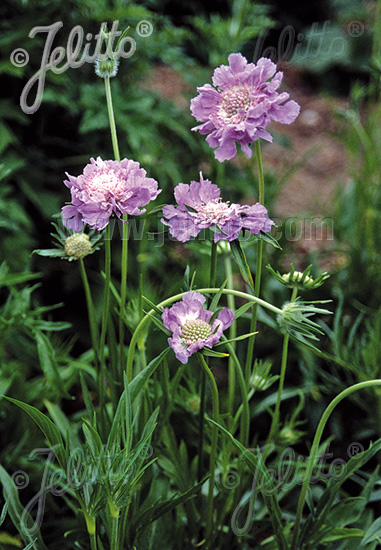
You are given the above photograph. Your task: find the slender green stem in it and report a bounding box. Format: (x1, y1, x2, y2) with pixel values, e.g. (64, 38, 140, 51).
(90, 533, 97, 550)
(245, 140, 265, 384)
(224, 254, 237, 429)
(104, 75, 127, 383)
(126, 288, 282, 381)
(84, 512, 97, 550)
(198, 238, 218, 480)
(79, 258, 99, 368)
(104, 76, 120, 162)
(209, 239, 217, 288)
(268, 287, 298, 442)
(99, 226, 111, 415)
(291, 379, 381, 550)
(224, 341, 249, 447)
(197, 353, 220, 548)
(197, 370, 207, 481)
(119, 219, 128, 379)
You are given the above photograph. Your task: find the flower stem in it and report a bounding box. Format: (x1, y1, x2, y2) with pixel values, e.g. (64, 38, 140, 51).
(224, 340, 249, 447)
(245, 140, 265, 384)
(104, 76, 120, 162)
(268, 286, 298, 442)
(209, 239, 217, 288)
(197, 370, 207, 482)
(197, 353, 220, 548)
(99, 225, 111, 416)
(119, 219, 128, 380)
(224, 253, 237, 430)
(291, 379, 381, 550)
(79, 258, 99, 369)
(104, 75, 127, 384)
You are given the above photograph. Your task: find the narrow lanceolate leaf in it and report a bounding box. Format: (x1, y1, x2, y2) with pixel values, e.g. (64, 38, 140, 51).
(255, 231, 282, 249)
(214, 331, 258, 347)
(0, 464, 47, 549)
(3, 397, 67, 470)
(230, 239, 254, 291)
(129, 348, 171, 404)
(201, 348, 229, 358)
(209, 278, 228, 312)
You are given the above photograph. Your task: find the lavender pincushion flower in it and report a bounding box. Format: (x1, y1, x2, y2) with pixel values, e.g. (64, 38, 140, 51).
(161, 174, 273, 243)
(191, 53, 300, 161)
(62, 157, 161, 231)
(162, 291, 234, 364)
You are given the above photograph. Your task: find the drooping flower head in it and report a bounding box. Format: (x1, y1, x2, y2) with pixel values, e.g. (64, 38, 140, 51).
(162, 291, 234, 364)
(61, 157, 161, 231)
(191, 53, 300, 161)
(161, 173, 274, 243)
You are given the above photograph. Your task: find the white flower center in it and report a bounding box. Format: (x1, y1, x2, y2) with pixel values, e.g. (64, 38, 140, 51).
(194, 199, 234, 226)
(181, 319, 213, 345)
(218, 85, 254, 124)
(85, 172, 124, 200)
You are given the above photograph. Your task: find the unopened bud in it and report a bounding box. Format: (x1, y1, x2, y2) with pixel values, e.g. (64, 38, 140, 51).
(65, 233, 92, 258)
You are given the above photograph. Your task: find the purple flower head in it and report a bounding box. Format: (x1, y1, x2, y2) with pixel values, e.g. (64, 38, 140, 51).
(61, 157, 161, 231)
(161, 173, 274, 243)
(191, 53, 300, 161)
(162, 291, 234, 364)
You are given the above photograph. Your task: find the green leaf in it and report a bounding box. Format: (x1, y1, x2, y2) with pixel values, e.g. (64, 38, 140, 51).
(255, 231, 282, 249)
(319, 527, 365, 543)
(201, 348, 229, 358)
(209, 278, 228, 312)
(0, 464, 47, 549)
(230, 239, 254, 291)
(134, 476, 208, 536)
(3, 397, 67, 470)
(129, 348, 170, 404)
(361, 517, 381, 546)
(141, 296, 163, 315)
(34, 332, 70, 398)
(214, 331, 258, 347)
(234, 301, 253, 319)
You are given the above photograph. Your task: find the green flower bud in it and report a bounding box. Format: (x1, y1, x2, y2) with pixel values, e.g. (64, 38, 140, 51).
(95, 55, 119, 78)
(65, 233, 92, 259)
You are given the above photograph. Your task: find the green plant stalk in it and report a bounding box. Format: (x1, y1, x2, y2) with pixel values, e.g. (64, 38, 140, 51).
(224, 253, 237, 430)
(99, 225, 111, 417)
(119, 219, 128, 379)
(84, 512, 97, 550)
(110, 512, 120, 550)
(268, 286, 298, 442)
(79, 258, 99, 369)
(104, 76, 120, 161)
(245, 140, 265, 384)
(210, 239, 217, 289)
(197, 353, 220, 548)
(291, 379, 381, 550)
(224, 341, 249, 447)
(126, 288, 282, 381)
(104, 75, 128, 383)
